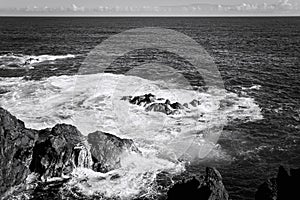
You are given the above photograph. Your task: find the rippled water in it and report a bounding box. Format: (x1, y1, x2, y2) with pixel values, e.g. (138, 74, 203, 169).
(0, 17, 299, 200)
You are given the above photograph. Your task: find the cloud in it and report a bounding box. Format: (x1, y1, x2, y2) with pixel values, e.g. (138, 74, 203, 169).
(0, 1, 298, 16)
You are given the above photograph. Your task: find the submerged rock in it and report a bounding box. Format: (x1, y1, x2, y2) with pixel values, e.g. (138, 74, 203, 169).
(183, 103, 189, 108)
(88, 131, 140, 173)
(255, 166, 300, 200)
(190, 99, 201, 107)
(0, 107, 37, 196)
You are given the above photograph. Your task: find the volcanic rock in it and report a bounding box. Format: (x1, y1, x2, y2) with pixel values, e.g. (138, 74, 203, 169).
(0, 106, 143, 198)
(123, 94, 189, 115)
(88, 131, 140, 173)
(0, 107, 38, 195)
(170, 102, 184, 110)
(29, 124, 93, 181)
(255, 166, 300, 200)
(145, 103, 173, 115)
(129, 93, 156, 106)
(167, 167, 229, 200)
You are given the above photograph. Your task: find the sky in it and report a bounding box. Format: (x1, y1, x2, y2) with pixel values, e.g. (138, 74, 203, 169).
(1, 0, 298, 8)
(0, 0, 298, 15)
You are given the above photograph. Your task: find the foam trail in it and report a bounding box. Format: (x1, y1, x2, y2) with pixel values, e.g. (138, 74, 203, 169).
(0, 53, 76, 69)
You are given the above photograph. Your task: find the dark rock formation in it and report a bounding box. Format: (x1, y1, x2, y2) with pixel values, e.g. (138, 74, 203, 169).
(29, 124, 92, 181)
(0, 107, 142, 198)
(129, 93, 156, 106)
(0, 107, 37, 195)
(170, 102, 184, 110)
(145, 103, 173, 115)
(88, 131, 140, 173)
(255, 166, 300, 200)
(122, 94, 190, 115)
(0, 107, 230, 200)
(167, 167, 229, 200)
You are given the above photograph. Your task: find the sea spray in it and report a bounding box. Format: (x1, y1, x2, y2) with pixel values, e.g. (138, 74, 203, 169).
(0, 73, 263, 199)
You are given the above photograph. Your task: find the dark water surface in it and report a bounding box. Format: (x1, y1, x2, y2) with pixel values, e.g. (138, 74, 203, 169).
(0, 17, 299, 200)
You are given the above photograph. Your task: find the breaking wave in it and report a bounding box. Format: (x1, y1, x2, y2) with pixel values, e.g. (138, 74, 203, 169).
(0, 53, 76, 69)
(0, 72, 263, 198)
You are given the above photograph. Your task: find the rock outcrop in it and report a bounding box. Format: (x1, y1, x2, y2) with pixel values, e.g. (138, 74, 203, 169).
(0, 107, 142, 198)
(121, 93, 198, 116)
(167, 167, 229, 200)
(145, 102, 173, 115)
(129, 93, 156, 106)
(88, 131, 140, 173)
(0, 107, 230, 200)
(0, 107, 37, 195)
(29, 124, 93, 181)
(255, 166, 300, 200)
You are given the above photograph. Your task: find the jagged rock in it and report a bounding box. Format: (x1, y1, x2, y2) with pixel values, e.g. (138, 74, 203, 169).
(167, 167, 228, 200)
(88, 131, 140, 173)
(255, 166, 300, 200)
(0, 107, 230, 200)
(204, 167, 229, 200)
(170, 102, 184, 110)
(129, 93, 156, 106)
(0, 107, 144, 198)
(29, 124, 93, 181)
(145, 103, 173, 115)
(122, 94, 189, 115)
(0, 107, 38, 196)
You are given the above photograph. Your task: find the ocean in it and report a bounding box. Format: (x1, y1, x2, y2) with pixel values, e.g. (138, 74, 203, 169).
(0, 17, 299, 200)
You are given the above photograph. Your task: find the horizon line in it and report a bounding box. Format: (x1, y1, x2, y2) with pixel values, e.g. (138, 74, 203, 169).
(1, 14, 299, 17)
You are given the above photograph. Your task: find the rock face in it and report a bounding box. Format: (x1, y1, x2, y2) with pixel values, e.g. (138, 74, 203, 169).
(255, 166, 300, 200)
(88, 131, 140, 173)
(0, 107, 142, 198)
(0, 107, 230, 200)
(29, 124, 93, 180)
(167, 167, 229, 200)
(0, 107, 37, 195)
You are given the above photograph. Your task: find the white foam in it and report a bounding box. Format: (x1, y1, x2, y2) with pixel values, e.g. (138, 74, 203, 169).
(68, 152, 184, 199)
(241, 84, 262, 90)
(0, 53, 76, 69)
(0, 73, 263, 199)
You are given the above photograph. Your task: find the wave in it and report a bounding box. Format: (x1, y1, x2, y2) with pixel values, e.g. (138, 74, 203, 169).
(0, 73, 263, 198)
(0, 53, 76, 69)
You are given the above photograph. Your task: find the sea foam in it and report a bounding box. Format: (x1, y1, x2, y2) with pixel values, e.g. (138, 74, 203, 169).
(0, 73, 263, 198)
(0, 53, 76, 69)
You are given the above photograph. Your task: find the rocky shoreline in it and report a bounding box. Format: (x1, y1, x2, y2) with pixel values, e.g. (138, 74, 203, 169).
(0, 106, 298, 200)
(0, 107, 228, 200)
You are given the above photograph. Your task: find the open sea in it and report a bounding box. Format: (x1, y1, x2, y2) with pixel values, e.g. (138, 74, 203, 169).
(0, 17, 299, 200)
